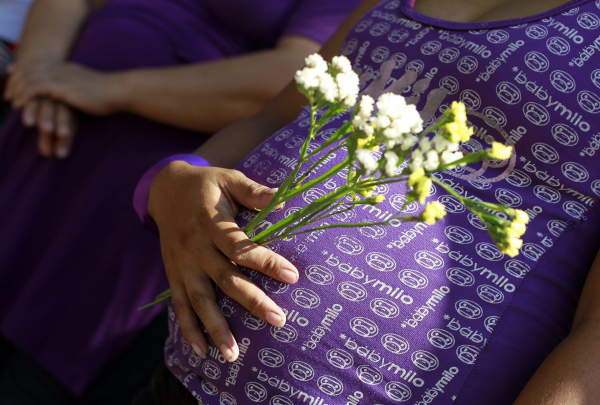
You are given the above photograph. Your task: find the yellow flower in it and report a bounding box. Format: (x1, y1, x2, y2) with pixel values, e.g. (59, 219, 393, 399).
(445, 121, 474, 144)
(514, 209, 529, 224)
(507, 222, 526, 237)
(450, 101, 467, 123)
(360, 190, 373, 198)
(408, 167, 425, 188)
(422, 201, 447, 224)
(416, 176, 432, 204)
(373, 195, 385, 203)
(371, 145, 380, 152)
(501, 237, 523, 257)
(488, 142, 513, 160)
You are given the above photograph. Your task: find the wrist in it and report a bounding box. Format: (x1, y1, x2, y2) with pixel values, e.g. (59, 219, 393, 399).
(133, 154, 211, 234)
(106, 72, 132, 113)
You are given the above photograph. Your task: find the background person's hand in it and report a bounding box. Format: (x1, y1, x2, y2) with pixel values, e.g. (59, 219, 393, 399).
(21, 97, 78, 159)
(148, 161, 299, 362)
(4, 61, 121, 115)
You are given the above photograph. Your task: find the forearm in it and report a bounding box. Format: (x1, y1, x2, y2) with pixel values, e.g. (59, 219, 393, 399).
(16, 0, 102, 62)
(513, 318, 600, 405)
(115, 37, 318, 133)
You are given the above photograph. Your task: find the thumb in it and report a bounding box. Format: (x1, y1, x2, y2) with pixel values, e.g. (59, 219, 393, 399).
(226, 171, 279, 211)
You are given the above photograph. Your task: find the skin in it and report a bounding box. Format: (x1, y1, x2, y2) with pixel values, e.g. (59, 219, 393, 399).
(154, 0, 600, 403)
(3, 0, 320, 158)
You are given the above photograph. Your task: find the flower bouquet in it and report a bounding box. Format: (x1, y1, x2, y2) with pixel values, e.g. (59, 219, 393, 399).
(142, 54, 528, 309)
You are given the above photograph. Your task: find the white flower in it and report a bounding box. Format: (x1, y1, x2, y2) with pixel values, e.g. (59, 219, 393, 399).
(441, 150, 464, 166)
(295, 67, 320, 90)
(332, 56, 353, 74)
(360, 123, 375, 136)
(408, 149, 424, 171)
(423, 150, 440, 171)
(377, 93, 406, 119)
(418, 137, 432, 153)
(383, 127, 402, 140)
(356, 148, 378, 175)
(318, 73, 338, 102)
(336, 71, 359, 107)
(358, 95, 375, 119)
(373, 115, 391, 129)
(433, 133, 450, 153)
(305, 54, 327, 72)
(384, 151, 400, 176)
(404, 105, 423, 133)
(401, 135, 419, 151)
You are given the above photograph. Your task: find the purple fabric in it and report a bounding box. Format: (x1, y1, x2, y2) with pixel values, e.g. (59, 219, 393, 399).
(163, 0, 600, 404)
(133, 154, 211, 234)
(0, 0, 357, 395)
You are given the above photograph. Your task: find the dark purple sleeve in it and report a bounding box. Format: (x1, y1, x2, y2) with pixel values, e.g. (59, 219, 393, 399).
(281, 0, 363, 44)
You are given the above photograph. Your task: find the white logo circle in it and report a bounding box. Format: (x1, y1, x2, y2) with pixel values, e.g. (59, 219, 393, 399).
(592, 179, 600, 196)
(406, 60, 425, 74)
(414, 250, 445, 270)
(562, 162, 589, 182)
(220, 392, 237, 405)
(439, 76, 460, 94)
(262, 278, 289, 294)
(476, 242, 505, 261)
(477, 284, 505, 304)
(526, 24, 548, 39)
(355, 19, 373, 33)
(270, 324, 298, 343)
(370, 22, 391, 36)
(359, 223, 387, 239)
(291, 288, 321, 309)
(371, 46, 390, 63)
(521, 243, 546, 261)
(370, 298, 400, 318)
(552, 123, 578, 146)
(505, 259, 531, 278)
(356, 365, 384, 385)
(548, 219, 568, 237)
(288, 361, 314, 381)
(532, 142, 560, 163)
(398, 269, 429, 289)
(245, 382, 267, 402)
(578, 90, 600, 114)
(457, 345, 480, 364)
(460, 89, 481, 110)
(523, 102, 550, 126)
(467, 213, 488, 230)
(578, 12, 600, 29)
(506, 169, 532, 187)
(487, 30, 509, 43)
(591, 69, 600, 89)
(483, 106, 508, 126)
(202, 360, 221, 380)
(243, 313, 267, 330)
(496, 81, 522, 105)
(317, 375, 344, 396)
(534, 185, 561, 204)
(457, 55, 478, 74)
(385, 381, 412, 402)
(327, 349, 354, 369)
(550, 70, 576, 93)
(455, 299, 484, 319)
(336, 235, 364, 255)
(421, 40, 442, 55)
(411, 350, 439, 371)
(427, 329, 455, 349)
(258, 348, 285, 367)
(439, 47, 460, 63)
(388, 29, 410, 43)
(446, 267, 475, 287)
(305, 265, 335, 286)
(563, 201, 586, 219)
(546, 36, 570, 56)
(391, 52, 407, 69)
(524, 51, 550, 72)
(495, 188, 523, 207)
(366, 252, 397, 272)
(484, 316, 499, 333)
(338, 281, 368, 302)
(349, 317, 379, 338)
(381, 333, 410, 354)
(439, 195, 466, 213)
(445, 225, 474, 244)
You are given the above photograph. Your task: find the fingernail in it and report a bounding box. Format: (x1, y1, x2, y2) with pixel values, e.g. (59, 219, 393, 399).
(279, 268, 298, 284)
(220, 344, 236, 362)
(192, 343, 206, 359)
(266, 188, 278, 194)
(265, 311, 285, 328)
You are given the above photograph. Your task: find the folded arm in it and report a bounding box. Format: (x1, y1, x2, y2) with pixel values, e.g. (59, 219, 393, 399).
(513, 247, 600, 405)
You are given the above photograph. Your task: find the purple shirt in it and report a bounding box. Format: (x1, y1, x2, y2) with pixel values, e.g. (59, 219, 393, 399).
(0, 0, 359, 396)
(164, 0, 600, 404)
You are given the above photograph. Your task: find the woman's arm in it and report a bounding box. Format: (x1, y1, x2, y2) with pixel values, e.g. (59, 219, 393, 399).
(4, 0, 108, 159)
(513, 247, 600, 404)
(147, 0, 382, 362)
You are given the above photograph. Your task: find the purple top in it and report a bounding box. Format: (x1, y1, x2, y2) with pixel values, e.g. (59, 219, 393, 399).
(0, 0, 360, 396)
(163, 0, 600, 404)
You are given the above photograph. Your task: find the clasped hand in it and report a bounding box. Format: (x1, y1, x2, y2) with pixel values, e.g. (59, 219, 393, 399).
(4, 59, 119, 159)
